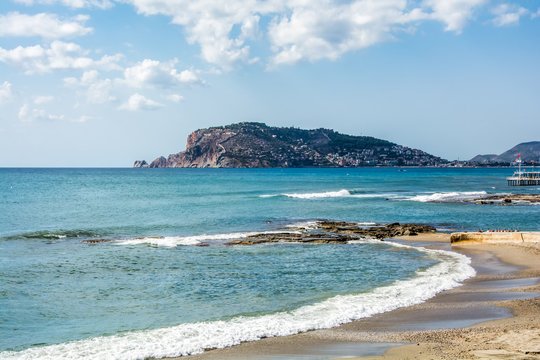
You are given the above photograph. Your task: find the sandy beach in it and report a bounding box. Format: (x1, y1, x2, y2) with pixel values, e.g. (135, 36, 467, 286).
(181, 234, 540, 360)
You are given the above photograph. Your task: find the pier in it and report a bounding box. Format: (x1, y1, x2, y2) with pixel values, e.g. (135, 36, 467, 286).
(507, 170, 540, 186)
(506, 154, 540, 186)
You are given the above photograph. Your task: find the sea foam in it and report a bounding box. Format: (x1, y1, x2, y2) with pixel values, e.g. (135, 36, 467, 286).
(406, 191, 489, 202)
(260, 189, 397, 200)
(115, 231, 301, 247)
(1, 241, 475, 360)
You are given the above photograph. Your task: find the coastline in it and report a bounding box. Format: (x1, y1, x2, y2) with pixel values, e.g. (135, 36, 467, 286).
(3, 169, 539, 360)
(355, 241, 540, 360)
(182, 234, 540, 360)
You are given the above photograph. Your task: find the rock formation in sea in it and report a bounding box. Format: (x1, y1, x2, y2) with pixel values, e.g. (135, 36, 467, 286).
(134, 122, 448, 168)
(227, 221, 436, 245)
(133, 160, 149, 168)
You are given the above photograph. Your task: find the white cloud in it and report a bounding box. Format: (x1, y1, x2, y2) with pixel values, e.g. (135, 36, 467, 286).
(18, 103, 64, 122)
(124, 0, 492, 68)
(166, 94, 184, 103)
(64, 70, 116, 103)
(268, 0, 488, 66)
(0, 81, 13, 104)
(65, 62, 197, 106)
(86, 78, 115, 103)
(72, 115, 93, 122)
(0, 12, 92, 39)
(422, 0, 487, 34)
(533, 8, 540, 19)
(122, 59, 203, 88)
(491, 4, 529, 26)
(124, 0, 270, 70)
(13, 0, 114, 9)
(268, 1, 412, 65)
(34, 95, 54, 104)
(0, 41, 123, 74)
(118, 93, 163, 111)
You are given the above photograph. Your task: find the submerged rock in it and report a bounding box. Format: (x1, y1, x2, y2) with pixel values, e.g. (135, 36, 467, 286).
(227, 232, 357, 245)
(82, 239, 112, 243)
(468, 194, 540, 205)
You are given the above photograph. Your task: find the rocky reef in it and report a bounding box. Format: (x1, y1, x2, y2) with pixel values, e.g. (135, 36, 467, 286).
(473, 194, 540, 204)
(226, 221, 436, 245)
(439, 194, 540, 205)
(134, 122, 447, 168)
(81, 239, 112, 243)
(80, 221, 436, 246)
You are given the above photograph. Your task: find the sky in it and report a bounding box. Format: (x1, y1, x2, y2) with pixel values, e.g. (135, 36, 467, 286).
(0, 0, 539, 166)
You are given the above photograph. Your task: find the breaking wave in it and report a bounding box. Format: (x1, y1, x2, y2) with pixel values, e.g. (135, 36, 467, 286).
(116, 232, 261, 247)
(260, 189, 397, 200)
(405, 191, 489, 203)
(259, 190, 519, 204)
(115, 230, 301, 247)
(283, 221, 377, 229)
(1, 241, 475, 360)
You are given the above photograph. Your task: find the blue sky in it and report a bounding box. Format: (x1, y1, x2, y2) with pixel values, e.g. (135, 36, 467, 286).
(0, 0, 539, 166)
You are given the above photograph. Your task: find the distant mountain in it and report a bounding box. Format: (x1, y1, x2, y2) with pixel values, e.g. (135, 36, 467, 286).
(134, 122, 448, 168)
(469, 154, 500, 164)
(469, 141, 540, 165)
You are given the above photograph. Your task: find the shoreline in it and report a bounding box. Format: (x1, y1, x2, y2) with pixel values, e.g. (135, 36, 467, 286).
(181, 234, 540, 360)
(355, 241, 540, 360)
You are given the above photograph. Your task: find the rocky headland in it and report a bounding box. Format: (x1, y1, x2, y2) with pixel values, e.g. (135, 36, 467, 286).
(134, 122, 447, 168)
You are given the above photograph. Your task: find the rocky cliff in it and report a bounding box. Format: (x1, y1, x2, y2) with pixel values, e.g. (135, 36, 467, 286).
(134, 122, 447, 168)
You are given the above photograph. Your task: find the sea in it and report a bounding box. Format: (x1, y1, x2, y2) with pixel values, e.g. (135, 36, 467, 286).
(1, 167, 538, 359)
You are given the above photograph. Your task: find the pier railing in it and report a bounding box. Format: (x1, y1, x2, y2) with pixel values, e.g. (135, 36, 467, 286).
(507, 171, 540, 186)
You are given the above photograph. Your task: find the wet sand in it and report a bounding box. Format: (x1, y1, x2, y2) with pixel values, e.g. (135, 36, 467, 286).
(179, 234, 540, 360)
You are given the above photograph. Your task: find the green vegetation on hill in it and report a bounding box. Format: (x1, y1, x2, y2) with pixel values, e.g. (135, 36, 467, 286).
(135, 122, 448, 168)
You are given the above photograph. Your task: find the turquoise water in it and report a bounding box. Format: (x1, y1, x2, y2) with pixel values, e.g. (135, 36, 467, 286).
(1, 168, 538, 238)
(0, 168, 537, 359)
